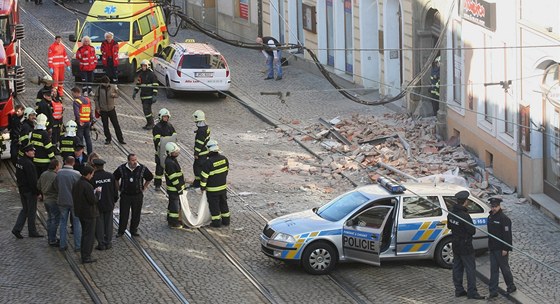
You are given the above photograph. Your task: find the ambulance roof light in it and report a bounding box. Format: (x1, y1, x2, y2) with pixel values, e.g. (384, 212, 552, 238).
(377, 177, 406, 194)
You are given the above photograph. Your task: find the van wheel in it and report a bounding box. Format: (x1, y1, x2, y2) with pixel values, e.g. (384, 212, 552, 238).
(165, 77, 175, 99)
(301, 241, 338, 275)
(435, 237, 453, 269)
(217, 91, 228, 99)
(126, 60, 137, 83)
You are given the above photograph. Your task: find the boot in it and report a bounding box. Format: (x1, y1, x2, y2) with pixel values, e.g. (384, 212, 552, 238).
(142, 116, 154, 130)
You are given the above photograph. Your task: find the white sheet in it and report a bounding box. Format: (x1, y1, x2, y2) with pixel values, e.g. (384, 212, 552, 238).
(180, 191, 211, 228)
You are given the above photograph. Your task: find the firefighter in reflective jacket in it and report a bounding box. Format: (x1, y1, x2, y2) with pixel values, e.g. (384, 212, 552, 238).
(72, 87, 94, 155)
(18, 107, 37, 157)
(132, 60, 158, 130)
(430, 56, 441, 115)
(152, 108, 176, 188)
(191, 110, 210, 188)
(200, 139, 230, 228)
(164, 142, 185, 228)
(48, 35, 71, 97)
(31, 114, 55, 176)
(60, 120, 79, 161)
(50, 96, 64, 148)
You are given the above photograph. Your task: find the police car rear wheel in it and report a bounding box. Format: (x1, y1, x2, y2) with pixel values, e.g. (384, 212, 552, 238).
(302, 241, 337, 275)
(435, 237, 453, 269)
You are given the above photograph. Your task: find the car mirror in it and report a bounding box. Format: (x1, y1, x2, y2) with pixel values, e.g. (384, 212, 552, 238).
(346, 218, 357, 226)
(69, 34, 76, 42)
(133, 34, 143, 42)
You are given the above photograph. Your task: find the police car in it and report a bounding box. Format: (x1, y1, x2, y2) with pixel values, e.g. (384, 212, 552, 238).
(260, 178, 490, 275)
(151, 39, 231, 99)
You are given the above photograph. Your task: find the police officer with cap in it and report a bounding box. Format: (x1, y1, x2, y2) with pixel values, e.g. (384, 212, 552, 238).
(487, 197, 516, 298)
(91, 158, 118, 250)
(447, 190, 485, 299)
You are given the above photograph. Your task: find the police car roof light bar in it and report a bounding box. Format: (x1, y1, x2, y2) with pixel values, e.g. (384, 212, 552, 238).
(377, 176, 406, 194)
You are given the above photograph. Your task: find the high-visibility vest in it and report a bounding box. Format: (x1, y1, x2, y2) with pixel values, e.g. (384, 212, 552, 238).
(52, 101, 63, 120)
(75, 97, 92, 123)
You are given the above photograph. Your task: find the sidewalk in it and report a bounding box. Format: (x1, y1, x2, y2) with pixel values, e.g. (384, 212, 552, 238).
(174, 28, 560, 303)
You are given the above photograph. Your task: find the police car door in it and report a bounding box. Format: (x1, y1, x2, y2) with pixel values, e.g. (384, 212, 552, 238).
(342, 205, 393, 266)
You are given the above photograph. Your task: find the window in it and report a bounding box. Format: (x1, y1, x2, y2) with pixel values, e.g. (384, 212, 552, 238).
(402, 196, 442, 219)
(326, 0, 334, 66)
(484, 34, 494, 123)
(235, 0, 250, 21)
(503, 43, 514, 136)
(317, 191, 370, 222)
(452, 20, 463, 105)
(81, 21, 130, 42)
(0, 67, 10, 101)
(354, 207, 392, 229)
(138, 16, 151, 35)
(443, 197, 484, 214)
(344, 0, 353, 74)
(132, 21, 140, 38)
(182, 55, 225, 69)
(0, 16, 12, 44)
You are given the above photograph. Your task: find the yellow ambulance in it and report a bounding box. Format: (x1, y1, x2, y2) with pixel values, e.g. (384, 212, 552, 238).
(69, 0, 169, 82)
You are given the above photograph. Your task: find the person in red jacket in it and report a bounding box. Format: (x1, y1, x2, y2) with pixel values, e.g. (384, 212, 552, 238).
(76, 36, 97, 97)
(48, 35, 71, 97)
(101, 32, 119, 83)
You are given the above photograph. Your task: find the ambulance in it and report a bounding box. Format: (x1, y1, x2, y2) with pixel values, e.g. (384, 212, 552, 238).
(69, 0, 169, 82)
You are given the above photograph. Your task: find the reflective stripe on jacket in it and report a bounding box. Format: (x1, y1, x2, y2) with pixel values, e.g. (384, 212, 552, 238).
(48, 42, 70, 68)
(200, 153, 229, 193)
(76, 45, 97, 72)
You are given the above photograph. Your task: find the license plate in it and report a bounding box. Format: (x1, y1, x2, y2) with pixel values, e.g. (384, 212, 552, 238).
(94, 69, 104, 73)
(195, 72, 213, 78)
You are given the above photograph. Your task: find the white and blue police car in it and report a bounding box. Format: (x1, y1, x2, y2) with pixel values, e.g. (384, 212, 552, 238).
(260, 178, 490, 275)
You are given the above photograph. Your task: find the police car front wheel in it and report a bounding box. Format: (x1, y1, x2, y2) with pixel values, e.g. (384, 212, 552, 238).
(434, 237, 453, 269)
(301, 241, 338, 275)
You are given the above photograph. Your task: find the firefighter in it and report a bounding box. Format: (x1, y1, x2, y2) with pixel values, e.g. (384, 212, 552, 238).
(101, 32, 119, 84)
(18, 107, 37, 157)
(72, 87, 94, 155)
(152, 108, 176, 188)
(30, 114, 55, 177)
(430, 55, 441, 115)
(76, 36, 97, 97)
(164, 142, 185, 228)
(200, 139, 230, 228)
(8, 104, 25, 165)
(132, 59, 158, 130)
(36, 89, 54, 132)
(191, 110, 210, 188)
(47, 35, 71, 97)
(34, 75, 59, 102)
(60, 120, 79, 161)
(50, 94, 64, 148)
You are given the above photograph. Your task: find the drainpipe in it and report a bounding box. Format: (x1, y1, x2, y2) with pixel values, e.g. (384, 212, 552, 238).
(257, 0, 263, 37)
(517, 105, 523, 198)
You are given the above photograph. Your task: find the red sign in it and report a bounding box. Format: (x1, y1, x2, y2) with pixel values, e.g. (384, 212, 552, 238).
(463, 0, 496, 31)
(239, 0, 249, 20)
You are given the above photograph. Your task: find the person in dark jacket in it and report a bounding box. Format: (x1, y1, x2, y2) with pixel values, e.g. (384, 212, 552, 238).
(8, 104, 25, 165)
(429, 55, 441, 115)
(256, 36, 283, 80)
(54, 156, 81, 251)
(487, 197, 516, 298)
(91, 159, 118, 250)
(37, 158, 61, 246)
(31, 114, 55, 177)
(200, 139, 229, 228)
(132, 59, 158, 130)
(18, 107, 37, 157)
(94, 75, 125, 145)
(164, 142, 184, 228)
(60, 120, 80, 161)
(72, 165, 99, 264)
(12, 144, 44, 239)
(73, 143, 88, 174)
(35, 89, 54, 132)
(113, 153, 153, 236)
(447, 191, 485, 300)
(191, 110, 210, 188)
(152, 108, 176, 188)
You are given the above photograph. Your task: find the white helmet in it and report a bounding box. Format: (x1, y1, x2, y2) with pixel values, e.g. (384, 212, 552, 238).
(36, 113, 48, 126)
(192, 110, 205, 122)
(141, 59, 150, 66)
(42, 74, 53, 85)
(24, 107, 37, 120)
(206, 139, 219, 152)
(65, 120, 77, 130)
(165, 142, 180, 154)
(158, 108, 171, 119)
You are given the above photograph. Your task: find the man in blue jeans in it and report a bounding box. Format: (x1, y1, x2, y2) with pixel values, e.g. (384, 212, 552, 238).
(54, 156, 81, 251)
(37, 159, 62, 246)
(256, 36, 283, 80)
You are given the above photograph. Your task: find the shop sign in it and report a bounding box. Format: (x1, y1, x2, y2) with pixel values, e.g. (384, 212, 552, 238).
(463, 0, 496, 31)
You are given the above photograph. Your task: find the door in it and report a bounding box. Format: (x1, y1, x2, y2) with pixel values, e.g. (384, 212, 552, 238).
(342, 205, 393, 265)
(153, 46, 172, 81)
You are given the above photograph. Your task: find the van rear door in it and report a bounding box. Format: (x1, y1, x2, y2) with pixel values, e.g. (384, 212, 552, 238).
(181, 54, 229, 90)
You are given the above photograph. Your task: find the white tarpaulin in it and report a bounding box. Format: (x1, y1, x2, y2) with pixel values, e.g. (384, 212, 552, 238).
(180, 191, 211, 228)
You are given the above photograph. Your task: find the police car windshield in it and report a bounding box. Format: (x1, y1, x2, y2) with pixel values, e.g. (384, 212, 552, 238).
(81, 21, 130, 43)
(317, 191, 370, 222)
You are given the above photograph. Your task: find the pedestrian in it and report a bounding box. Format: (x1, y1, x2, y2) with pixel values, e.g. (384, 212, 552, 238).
(72, 165, 99, 264)
(113, 153, 153, 236)
(191, 110, 210, 188)
(31, 114, 55, 177)
(94, 75, 125, 145)
(256, 36, 283, 80)
(132, 59, 158, 130)
(76, 36, 97, 97)
(8, 104, 25, 165)
(487, 197, 516, 298)
(59, 120, 79, 161)
(447, 190, 485, 300)
(72, 87, 94, 155)
(430, 55, 441, 115)
(54, 156, 81, 251)
(18, 107, 36, 157)
(12, 144, 44, 239)
(47, 35, 71, 97)
(73, 143, 88, 174)
(164, 142, 184, 228)
(91, 158, 118, 250)
(37, 158, 61, 247)
(101, 32, 119, 84)
(152, 108, 176, 188)
(200, 139, 230, 227)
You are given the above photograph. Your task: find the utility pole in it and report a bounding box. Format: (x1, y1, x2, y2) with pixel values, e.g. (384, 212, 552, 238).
(257, 0, 263, 37)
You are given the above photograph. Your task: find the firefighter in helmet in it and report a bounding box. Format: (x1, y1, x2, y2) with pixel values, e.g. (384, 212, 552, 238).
(132, 59, 158, 130)
(191, 110, 210, 188)
(18, 107, 37, 157)
(200, 139, 230, 227)
(30, 114, 55, 176)
(164, 142, 185, 228)
(152, 108, 176, 189)
(60, 120, 80, 161)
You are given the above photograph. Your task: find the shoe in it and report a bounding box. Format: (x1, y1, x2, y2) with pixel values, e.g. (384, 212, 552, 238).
(59, 246, 67, 251)
(12, 230, 23, 239)
(74, 248, 81, 253)
(104, 140, 111, 145)
(507, 286, 517, 294)
(264, 76, 274, 80)
(49, 240, 60, 247)
(105, 243, 112, 250)
(95, 245, 105, 251)
(275, 76, 282, 80)
(131, 232, 140, 237)
(455, 291, 467, 297)
(82, 258, 97, 264)
(467, 294, 486, 300)
(29, 233, 44, 238)
(118, 141, 126, 145)
(116, 233, 124, 238)
(488, 293, 499, 299)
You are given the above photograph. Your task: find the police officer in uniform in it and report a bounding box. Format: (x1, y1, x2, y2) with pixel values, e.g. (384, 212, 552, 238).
(132, 59, 158, 130)
(36, 89, 54, 133)
(164, 142, 185, 228)
(12, 144, 44, 239)
(91, 158, 118, 250)
(18, 107, 37, 157)
(113, 153, 153, 237)
(447, 190, 485, 300)
(8, 104, 25, 165)
(200, 139, 230, 228)
(31, 114, 55, 177)
(60, 120, 80, 161)
(72, 165, 99, 264)
(487, 197, 516, 298)
(192, 110, 210, 188)
(152, 108, 176, 188)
